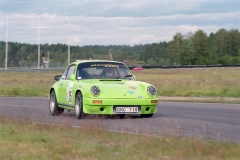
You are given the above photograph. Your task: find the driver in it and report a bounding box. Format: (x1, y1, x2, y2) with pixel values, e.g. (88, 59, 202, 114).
(106, 68, 114, 77)
(103, 68, 116, 78)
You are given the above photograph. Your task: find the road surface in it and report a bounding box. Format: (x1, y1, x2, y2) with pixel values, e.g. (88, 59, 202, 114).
(0, 97, 239, 142)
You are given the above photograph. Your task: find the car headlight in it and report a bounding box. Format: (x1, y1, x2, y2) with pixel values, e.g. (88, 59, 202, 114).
(147, 86, 156, 96)
(91, 86, 100, 97)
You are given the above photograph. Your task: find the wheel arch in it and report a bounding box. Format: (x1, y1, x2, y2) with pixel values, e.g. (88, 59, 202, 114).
(75, 89, 83, 98)
(50, 87, 59, 102)
(75, 89, 85, 107)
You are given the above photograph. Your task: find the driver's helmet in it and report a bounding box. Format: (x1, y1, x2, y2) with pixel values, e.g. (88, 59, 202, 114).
(105, 68, 114, 76)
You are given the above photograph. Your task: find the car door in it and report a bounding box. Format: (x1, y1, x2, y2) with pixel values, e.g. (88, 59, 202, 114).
(60, 65, 76, 106)
(57, 68, 68, 104)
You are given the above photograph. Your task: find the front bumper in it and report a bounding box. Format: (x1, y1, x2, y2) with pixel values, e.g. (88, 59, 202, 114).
(83, 98, 158, 114)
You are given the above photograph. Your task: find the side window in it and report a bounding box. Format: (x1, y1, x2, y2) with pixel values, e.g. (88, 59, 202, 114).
(66, 65, 76, 80)
(61, 69, 68, 79)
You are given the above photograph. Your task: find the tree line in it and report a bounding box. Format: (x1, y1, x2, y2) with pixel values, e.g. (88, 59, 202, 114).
(0, 28, 240, 68)
(140, 28, 240, 66)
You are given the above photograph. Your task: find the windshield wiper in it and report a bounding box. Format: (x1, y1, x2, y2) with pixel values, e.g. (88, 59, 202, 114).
(116, 75, 133, 79)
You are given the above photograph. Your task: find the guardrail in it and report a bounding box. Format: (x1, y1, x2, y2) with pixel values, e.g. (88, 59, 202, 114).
(1, 64, 240, 72)
(128, 64, 240, 70)
(0, 68, 65, 72)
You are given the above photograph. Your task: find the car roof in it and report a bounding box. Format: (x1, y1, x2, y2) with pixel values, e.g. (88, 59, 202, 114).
(71, 59, 124, 65)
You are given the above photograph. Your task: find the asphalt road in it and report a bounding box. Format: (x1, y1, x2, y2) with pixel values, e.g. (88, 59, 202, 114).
(0, 97, 239, 142)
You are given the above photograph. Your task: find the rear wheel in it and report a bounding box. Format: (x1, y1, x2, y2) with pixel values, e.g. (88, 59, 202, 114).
(75, 92, 85, 119)
(49, 90, 64, 116)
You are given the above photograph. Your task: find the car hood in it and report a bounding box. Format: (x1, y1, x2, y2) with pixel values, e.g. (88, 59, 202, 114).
(80, 79, 151, 99)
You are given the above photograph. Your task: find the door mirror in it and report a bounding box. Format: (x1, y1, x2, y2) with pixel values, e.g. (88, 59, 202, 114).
(70, 74, 75, 81)
(54, 75, 62, 81)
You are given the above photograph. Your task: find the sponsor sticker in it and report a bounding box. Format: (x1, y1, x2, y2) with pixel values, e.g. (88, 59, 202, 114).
(127, 90, 134, 94)
(66, 82, 74, 104)
(129, 86, 137, 89)
(91, 64, 119, 68)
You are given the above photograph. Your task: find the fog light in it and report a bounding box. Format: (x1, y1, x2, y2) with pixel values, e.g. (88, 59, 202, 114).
(151, 100, 158, 104)
(93, 100, 102, 104)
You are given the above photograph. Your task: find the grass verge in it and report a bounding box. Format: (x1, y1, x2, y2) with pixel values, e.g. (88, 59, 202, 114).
(0, 71, 59, 97)
(133, 67, 240, 98)
(0, 68, 240, 103)
(158, 96, 240, 104)
(0, 117, 240, 160)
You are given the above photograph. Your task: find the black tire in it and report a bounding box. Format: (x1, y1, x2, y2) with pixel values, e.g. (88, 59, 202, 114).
(141, 114, 153, 118)
(49, 90, 64, 116)
(75, 92, 85, 119)
(119, 114, 125, 119)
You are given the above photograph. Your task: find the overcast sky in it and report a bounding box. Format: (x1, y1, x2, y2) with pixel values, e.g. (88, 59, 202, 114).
(0, 0, 239, 46)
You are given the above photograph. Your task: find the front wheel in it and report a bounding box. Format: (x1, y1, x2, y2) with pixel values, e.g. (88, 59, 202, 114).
(49, 90, 64, 116)
(141, 114, 153, 118)
(75, 92, 85, 119)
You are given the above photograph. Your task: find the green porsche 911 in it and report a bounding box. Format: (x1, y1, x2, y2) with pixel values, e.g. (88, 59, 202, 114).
(49, 60, 158, 119)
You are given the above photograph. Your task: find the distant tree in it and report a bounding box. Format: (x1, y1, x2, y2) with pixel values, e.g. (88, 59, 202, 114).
(168, 33, 183, 65)
(140, 42, 170, 65)
(139, 44, 150, 63)
(191, 30, 209, 64)
(179, 40, 195, 65)
(215, 28, 229, 57)
(207, 32, 219, 64)
(228, 29, 240, 56)
(0, 42, 5, 67)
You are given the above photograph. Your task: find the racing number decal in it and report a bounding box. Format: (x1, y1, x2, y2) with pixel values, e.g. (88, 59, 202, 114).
(66, 82, 74, 104)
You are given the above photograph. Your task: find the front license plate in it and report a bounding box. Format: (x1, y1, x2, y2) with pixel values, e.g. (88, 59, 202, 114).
(114, 107, 140, 114)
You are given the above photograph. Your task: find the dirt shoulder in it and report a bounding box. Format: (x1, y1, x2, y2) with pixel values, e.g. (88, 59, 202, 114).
(158, 96, 240, 104)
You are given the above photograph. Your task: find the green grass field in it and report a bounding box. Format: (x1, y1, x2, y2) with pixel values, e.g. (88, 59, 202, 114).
(0, 67, 240, 98)
(1, 118, 240, 160)
(0, 71, 59, 97)
(134, 67, 240, 97)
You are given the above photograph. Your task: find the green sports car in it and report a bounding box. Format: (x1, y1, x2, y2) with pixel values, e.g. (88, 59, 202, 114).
(49, 60, 158, 119)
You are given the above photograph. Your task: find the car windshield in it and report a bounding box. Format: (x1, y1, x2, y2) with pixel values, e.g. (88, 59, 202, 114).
(76, 62, 134, 80)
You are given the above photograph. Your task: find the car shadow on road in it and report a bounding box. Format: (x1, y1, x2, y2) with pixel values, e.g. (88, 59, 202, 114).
(61, 112, 139, 119)
(60, 111, 166, 120)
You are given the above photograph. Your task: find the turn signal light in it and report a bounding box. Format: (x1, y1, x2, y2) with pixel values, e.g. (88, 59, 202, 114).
(151, 100, 158, 104)
(93, 100, 102, 104)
